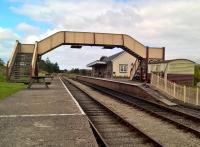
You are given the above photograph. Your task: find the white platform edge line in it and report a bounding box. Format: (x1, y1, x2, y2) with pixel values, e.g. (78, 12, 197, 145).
(0, 113, 84, 118)
(59, 77, 85, 115)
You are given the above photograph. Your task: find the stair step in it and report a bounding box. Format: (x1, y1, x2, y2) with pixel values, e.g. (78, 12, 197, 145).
(9, 53, 33, 82)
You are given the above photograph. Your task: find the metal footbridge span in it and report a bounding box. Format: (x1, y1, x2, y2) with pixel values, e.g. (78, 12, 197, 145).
(7, 31, 165, 82)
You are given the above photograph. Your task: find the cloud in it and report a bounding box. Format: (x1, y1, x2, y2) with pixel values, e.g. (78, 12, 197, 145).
(43, 46, 123, 69)
(21, 28, 63, 43)
(16, 22, 39, 34)
(0, 27, 19, 41)
(0, 27, 19, 62)
(7, 0, 200, 66)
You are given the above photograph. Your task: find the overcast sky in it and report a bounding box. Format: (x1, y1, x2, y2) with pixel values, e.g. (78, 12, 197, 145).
(0, 0, 200, 69)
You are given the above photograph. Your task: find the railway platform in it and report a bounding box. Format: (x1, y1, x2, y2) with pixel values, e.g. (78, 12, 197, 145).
(76, 76, 177, 106)
(111, 78, 177, 106)
(0, 77, 98, 147)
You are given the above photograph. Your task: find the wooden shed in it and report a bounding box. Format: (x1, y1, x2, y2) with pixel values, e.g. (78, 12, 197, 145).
(148, 59, 196, 85)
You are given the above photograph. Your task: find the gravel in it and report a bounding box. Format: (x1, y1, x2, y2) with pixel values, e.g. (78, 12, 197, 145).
(70, 79, 200, 147)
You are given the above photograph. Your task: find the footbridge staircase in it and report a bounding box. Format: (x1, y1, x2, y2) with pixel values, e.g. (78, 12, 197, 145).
(7, 31, 165, 82)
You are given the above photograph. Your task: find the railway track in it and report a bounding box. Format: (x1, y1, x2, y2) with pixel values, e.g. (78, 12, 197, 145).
(62, 78, 163, 147)
(78, 80, 200, 138)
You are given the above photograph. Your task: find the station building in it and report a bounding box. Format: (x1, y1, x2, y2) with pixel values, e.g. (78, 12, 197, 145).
(87, 51, 136, 78)
(88, 50, 196, 85)
(148, 59, 196, 85)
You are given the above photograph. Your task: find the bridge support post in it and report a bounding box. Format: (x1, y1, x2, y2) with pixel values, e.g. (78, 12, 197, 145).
(145, 46, 149, 82)
(140, 59, 143, 81)
(35, 61, 39, 77)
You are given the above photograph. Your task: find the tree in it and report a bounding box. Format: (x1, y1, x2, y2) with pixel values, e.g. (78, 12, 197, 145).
(66, 68, 91, 76)
(194, 64, 200, 85)
(0, 58, 4, 67)
(39, 58, 60, 73)
(53, 62, 60, 73)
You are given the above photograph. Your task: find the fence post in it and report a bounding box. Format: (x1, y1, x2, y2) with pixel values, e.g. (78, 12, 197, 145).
(156, 75, 159, 87)
(183, 86, 186, 103)
(196, 87, 199, 105)
(164, 78, 167, 92)
(173, 82, 176, 97)
(151, 73, 153, 85)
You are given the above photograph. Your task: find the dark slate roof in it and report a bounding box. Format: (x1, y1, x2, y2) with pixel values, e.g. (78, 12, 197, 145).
(100, 51, 125, 62)
(87, 60, 106, 67)
(87, 51, 125, 67)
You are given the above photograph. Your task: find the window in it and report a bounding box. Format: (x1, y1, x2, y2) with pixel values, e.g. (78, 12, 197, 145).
(119, 64, 128, 73)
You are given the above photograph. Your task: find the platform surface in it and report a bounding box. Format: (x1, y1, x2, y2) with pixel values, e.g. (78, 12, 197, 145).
(113, 78, 177, 106)
(85, 76, 176, 106)
(0, 77, 98, 147)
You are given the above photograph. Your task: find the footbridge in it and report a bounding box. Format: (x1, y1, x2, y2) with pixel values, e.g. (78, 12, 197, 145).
(7, 31, 165, 82)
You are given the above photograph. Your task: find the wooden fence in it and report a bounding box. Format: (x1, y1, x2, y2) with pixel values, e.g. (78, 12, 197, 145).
(151, 73, 199, 106)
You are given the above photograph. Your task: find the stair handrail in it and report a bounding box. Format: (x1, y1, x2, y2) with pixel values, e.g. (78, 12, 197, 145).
(8, 40, 20, 77)
(130, 59, 139, 80)
(31, 41, 38, 77)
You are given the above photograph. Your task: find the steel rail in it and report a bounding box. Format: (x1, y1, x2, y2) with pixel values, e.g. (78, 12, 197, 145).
(62, 78, 163, 147)
(79, 80, 200, 138)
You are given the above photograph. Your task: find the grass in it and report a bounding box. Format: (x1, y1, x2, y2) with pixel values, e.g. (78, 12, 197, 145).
(0, 67, 26, 100)
(39, 70, 48, 76)
(0, 82, 26, 100)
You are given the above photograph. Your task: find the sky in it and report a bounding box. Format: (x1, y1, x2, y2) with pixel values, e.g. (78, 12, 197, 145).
(0, 0, 200, 69)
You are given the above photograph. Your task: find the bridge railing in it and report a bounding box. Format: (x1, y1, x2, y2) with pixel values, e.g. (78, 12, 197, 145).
(31, 42, 38, 77)
(151, 73, 199, 106)
(8, 40, 20, 78)
(130, 59, 139, 80)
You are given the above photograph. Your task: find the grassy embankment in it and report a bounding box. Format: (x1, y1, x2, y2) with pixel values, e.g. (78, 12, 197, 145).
(0, 67, 26, 100)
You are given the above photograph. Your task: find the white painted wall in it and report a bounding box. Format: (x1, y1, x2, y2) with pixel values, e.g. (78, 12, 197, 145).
(112, 52, 136, 78)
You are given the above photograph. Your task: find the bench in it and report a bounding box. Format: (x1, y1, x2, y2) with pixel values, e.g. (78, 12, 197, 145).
(23, 81, 29, 85)
(27, 76, 51, 89)
(45, 81, 51, 85)
(45, 74, 54, 80)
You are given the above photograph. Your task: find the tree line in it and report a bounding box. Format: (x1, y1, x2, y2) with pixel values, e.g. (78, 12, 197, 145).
(39, 58, 60, 73)
(61, 68, 91, 76)
(0, 58, 5, 67)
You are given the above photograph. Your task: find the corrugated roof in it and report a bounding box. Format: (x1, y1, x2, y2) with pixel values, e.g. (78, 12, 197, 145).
(149, 58, 196, 64)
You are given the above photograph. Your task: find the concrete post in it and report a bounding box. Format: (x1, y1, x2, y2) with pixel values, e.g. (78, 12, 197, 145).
(164, 78, 167, 92)
(150, 73, 153, 85)
(156, 74, 159, 87)
(173, 82, 176, 97)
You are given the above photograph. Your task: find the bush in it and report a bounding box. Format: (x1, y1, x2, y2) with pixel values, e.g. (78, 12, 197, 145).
(194, 64, 200, 86)
(0, 59, 6, 82)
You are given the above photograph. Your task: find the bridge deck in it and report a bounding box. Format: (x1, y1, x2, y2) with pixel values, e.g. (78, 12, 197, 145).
(0, 78, 97, 147)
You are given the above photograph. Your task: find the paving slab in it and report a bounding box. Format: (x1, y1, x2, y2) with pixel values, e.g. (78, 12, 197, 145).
(0, 77, 98, 147)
